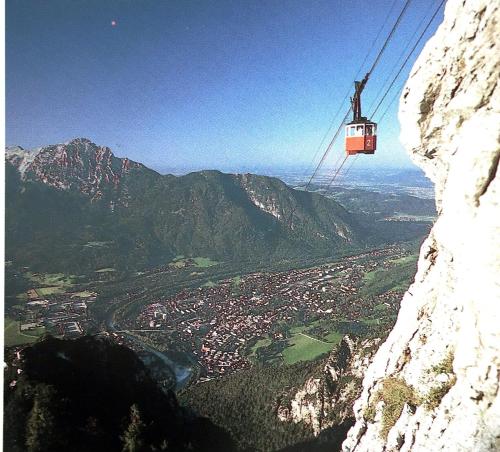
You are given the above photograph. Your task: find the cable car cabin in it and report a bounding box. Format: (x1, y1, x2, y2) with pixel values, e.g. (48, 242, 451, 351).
(345, 122, 377, 155)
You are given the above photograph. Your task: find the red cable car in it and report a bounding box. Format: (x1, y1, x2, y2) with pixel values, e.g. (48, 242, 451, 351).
(345, 80, 377, 155)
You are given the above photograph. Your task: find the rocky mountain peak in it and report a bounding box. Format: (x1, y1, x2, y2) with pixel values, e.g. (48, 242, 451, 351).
(6, 145, 26, 153)
(6, 145, 40, 177)
(6, 138, 143, 201)
(343, 1, 499, 451)
(65, 137, 93, 145)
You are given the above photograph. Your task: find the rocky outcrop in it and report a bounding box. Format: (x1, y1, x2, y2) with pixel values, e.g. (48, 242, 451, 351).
(6, 138, 144, 201)
(343, 1, 499, 451)
(278, 336, 380, 436)
(235, 172, 357, 243)
(5, 145, 40, 177)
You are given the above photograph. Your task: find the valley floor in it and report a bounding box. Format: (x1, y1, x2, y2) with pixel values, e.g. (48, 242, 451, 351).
(5, 242, 419, 391)
(119, 244, 414, 383)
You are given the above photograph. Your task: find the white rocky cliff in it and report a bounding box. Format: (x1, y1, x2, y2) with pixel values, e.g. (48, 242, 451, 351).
(343, 0, 499, 451)
(278, 336, 381, 436)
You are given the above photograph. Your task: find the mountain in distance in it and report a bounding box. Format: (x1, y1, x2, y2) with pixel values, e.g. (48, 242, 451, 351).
(5, 138, 428, 273)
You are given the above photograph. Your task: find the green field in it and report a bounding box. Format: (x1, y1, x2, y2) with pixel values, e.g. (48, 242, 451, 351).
(4, 318, 46, 347)
(282, 333, 335, 364)
(36, 287, 66, 296)
(16, 293, 28, 302)
(289, 320, 324, 335)
(361, 254, 418, 296)
(323, 330, 344, 343)
(289, 324, 309, 334)
(362, 269, 378, 283)
(250, 338, 272, 355)
(26, 272, 75, 287)
(247, 321, 343, 365)
(389, 255, 419, 265)
(22, 272, 75, 298)
(192, 257, 218, 268)
(248, 337, 283, 365)
(374, 303, 389, 312)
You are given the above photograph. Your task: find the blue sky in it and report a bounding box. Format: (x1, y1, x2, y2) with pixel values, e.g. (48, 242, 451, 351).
(6, 0, 444, 173)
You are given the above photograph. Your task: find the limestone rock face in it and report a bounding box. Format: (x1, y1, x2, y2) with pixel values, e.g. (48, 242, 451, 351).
(278, 336, 380, 436)
(343, 1, 500, 451)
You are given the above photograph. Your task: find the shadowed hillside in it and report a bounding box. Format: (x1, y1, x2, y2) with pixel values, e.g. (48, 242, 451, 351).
(4, 336, 235, 451)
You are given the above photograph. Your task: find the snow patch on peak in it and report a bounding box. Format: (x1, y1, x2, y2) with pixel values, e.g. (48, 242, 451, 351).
(6, 146, 41, 177)
(6, 145, 25, 153)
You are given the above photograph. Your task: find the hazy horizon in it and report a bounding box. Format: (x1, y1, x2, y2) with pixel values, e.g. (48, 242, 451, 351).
(6, 135, 428, 176)
(7, 0, 444, 174)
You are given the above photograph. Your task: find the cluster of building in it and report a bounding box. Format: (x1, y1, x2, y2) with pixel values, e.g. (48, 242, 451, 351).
(19, 288, 97, 338)
(132, 246, 409, 379)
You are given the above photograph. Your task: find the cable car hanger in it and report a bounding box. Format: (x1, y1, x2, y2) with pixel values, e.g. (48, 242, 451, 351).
(345, 76, 377, 156)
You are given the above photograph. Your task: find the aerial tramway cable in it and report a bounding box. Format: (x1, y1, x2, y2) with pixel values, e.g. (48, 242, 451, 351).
(370, 0, 446, 118)
(304, 109, 352, 191)
(376, 80, 407, 123)
(303, 0, 413, 192)
(364, 0, 413, 78)
(325, 155, 349, 192)
(301, 0, 401, 182)
(366, 0, 437, 115)
(325, 0, 445, 190)
(326, 154, 359, 193)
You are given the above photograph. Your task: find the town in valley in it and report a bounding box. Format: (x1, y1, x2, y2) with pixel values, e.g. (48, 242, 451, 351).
(6, 244, 416, 386)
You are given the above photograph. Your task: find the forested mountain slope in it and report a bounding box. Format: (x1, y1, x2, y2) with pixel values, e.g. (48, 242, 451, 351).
(6, 139, 425, 273)
(4, 336, 235, 451)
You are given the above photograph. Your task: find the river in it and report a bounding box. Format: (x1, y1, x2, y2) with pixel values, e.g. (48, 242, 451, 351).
(106, 313, 194, 390)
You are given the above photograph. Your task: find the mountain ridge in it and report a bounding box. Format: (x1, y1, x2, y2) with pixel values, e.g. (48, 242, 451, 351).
(6, 138, 372, 273)
(6, 138, 152, 203)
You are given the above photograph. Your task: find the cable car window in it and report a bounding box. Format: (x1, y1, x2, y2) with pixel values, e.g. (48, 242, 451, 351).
(348, 126, 356, 136)
(355, 125, 364, 136)
(366, 125, 373, 136)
